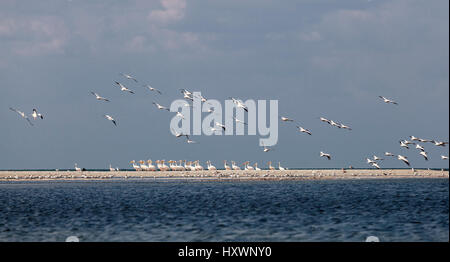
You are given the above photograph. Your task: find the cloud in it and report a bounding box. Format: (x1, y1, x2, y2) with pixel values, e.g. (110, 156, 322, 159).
(148, 0, 186, 24)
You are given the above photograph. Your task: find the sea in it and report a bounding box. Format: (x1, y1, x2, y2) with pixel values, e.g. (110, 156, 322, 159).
(0, 178, 448, 242)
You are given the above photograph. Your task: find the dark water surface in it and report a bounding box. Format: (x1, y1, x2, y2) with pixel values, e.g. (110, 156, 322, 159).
(0, 179, 448, 242)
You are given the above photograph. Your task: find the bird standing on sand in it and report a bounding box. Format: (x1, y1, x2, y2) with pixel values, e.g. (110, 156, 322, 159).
(104, 115, 117, 126)
(320, 151, 331, 160)
(91, 92, 110, 102)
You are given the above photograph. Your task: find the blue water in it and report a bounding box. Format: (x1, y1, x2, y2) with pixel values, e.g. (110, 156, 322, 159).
(0, 179, 448, 242)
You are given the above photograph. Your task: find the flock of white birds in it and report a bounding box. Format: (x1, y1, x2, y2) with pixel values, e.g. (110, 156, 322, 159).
(9, 72, 449, 171)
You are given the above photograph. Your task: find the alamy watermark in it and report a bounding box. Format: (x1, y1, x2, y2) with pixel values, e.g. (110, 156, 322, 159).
(169, 92, 279, 146)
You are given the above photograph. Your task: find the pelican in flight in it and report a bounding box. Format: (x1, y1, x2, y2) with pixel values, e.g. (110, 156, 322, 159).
(296, 126, 312, 135)
(329, 120, 341, 128)
(432, 141, 448, 147)
(399, 140, 410, 149)
(115, 81, 135, 94)
(120, 73, 138, 82)
(31, 109, 44, 120)
(319, 117, 331, 124)
(415, 144, 425, 151)
(153, 102, 170, 111)
(215, 122, 226, 131)
(339, 123, 352, 130)
(175, 112, 185, 119)
(320, 151, 331, 160)
(230, 97, 248, 112)
(233, 116, 247, 125)
(373, 155, 383, 161)
(372, 162, 381, 169)
(91, 92, 110, 102)
(397, 155, 410, 166)
(280, 117, 294, 122)
(262, 142, 272, 152)
(441, 155, 449, 160)
(367, 158, 376, 164)
(171, 128, 188, 138)
(419, 151, 428, 161)
(185, 135, 197, 144)
(104, 115, 117, 126)
(378, 96, 398, 105)
(385, 152, 395, 157)
(409, 136, 420, 141)
(143, 84, 162, 94)
(9, 107, 33, 126)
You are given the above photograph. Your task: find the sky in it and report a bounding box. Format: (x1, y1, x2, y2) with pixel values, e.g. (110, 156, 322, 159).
(0, 0, 448, 170)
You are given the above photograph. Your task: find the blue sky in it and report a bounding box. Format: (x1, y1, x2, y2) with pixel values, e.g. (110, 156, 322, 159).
(0, 0, 448, 169)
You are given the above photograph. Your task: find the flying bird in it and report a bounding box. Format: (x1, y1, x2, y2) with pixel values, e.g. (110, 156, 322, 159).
(419, 151, 428, 161)
(399, 140, 410, 149)
(397, 155, 410, 166)
(319, 117, 331, 124)
(367, 158, 376, 164)
(329, 120, 341, 128)
(378, 96, 398, 105)
(185, 135, 197, 144)
(373, 155, 383, 161)
(296, 126, 312, 135)
(262, 142, 272, 152)
(9, 107, 33, 126)
(115, 81, 135, 94)
(372, 162, 381, 169)
(441, 155, 449, 160)
(233, 116, 247, 125)
(320, 151, 331, 160)
(171, 128, 188, 138)
(91, 92, 110, 102)
(432, 141, 448, 147)
(175, 112, 185, 119)
(31, 109, 44, 120)
(215, 122, 226, 131)
(230, 97, 248, 112)
(120, 73, 138, 82)
(143, 84, 162, 95)
(339, 123, 352, 130)
(385, 152, 395, 157)
(104, 115, 117, 126)
(415, 144, 425, 151)
(280, 117, 294, 122)
(153, 102, 170, 111)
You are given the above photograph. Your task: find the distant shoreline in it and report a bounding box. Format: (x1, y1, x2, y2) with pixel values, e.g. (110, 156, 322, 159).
(0, 169, 448, 181)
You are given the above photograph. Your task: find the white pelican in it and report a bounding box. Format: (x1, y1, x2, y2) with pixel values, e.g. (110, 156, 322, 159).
(178, 160, 186, 171)
(267, 161, 275, 170)
(373, 155, 383, 161)
(143, 84, 162, 94)
(415, 144, 425, 151)
(233, 116, 247, 125)
(114, 81, 135, 94)
(175, 111, 185, 119)
(160, 160, 170, 171)
(185, 135, 197, 144)
(397, 155, 410, 166)
(139, 160, 148, 171)
(432, 141, 448, 147)
(207, 161, 217, 170)
(278, 162, 285, 171)
(231, 161, 241, 170)
(367, 158, 376, 164)
(180, 89, 193, 97)
(319, 117, 331, 124)
(195, 161, 204, 171)
(330, 120, 341, 128)
(441, 155, 449, 160)
(385, 152, 395, 157)
(418, 138, 432, 143)
(262, 142, 272, 152)
(147, 160, 156, 171)
(153, 102, 170, 111)
(320, 151, 331, 160)
(243, 161, 254, 170)
(419, 151, 428, 161)
(254, 163, 261, 171)
(9, 107, 33, 126)
(120, 73, 138, 82)
(339, 123, 352, 130)
(224, 160, 232, 170)
(74, 163, 82, 172)
(195, 94, 208, 103)
(280, 117, 294, 122)
(378, 96, 398, 105)
(130, 160, 140, 171)
(104, 115, 117, 126)
(31, 109, 44, 120)
(410, 136, 420, 141)
(109, 164, 115, 172)
(171, 128, 188, 138)
(372, 162, 381, 169)
(296, 126, 312, 135)
(215, 122, 226, 131)
(229, 97, 248, 112)
(91, 92, 110, 102)
(399, 140, 409, 149)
